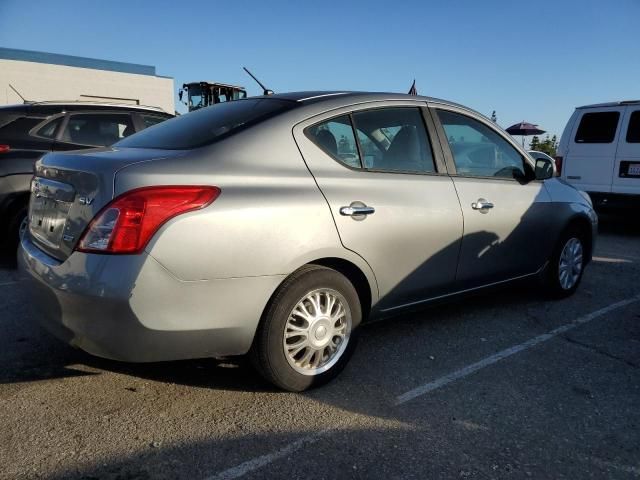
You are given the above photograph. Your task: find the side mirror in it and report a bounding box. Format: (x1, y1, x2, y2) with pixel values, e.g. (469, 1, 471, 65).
(535, 158, 554, 180)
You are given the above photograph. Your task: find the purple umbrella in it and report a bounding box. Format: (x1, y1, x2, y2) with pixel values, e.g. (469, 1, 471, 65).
(506, 121, 546, 147)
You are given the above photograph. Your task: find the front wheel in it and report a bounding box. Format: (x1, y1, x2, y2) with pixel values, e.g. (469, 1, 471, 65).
(540, 230, 587, 298)
(251, 265, 361, 392)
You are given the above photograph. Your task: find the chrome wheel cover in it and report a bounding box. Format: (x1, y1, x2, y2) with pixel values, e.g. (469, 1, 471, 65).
(283, 288, 352, 376)
(558, 237, 583, 290)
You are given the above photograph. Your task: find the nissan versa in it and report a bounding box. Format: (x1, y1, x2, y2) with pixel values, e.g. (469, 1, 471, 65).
(19, 92, 597, 391)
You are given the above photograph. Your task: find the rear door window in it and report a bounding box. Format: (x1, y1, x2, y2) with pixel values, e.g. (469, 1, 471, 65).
(306, 115, 361, 168)
(61, 113, 135, 146)
(352, 108, 435, 173)
(574, 111, 620, 143)
(626, 111, 640, 143)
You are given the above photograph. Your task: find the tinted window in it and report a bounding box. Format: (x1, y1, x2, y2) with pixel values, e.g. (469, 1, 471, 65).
(36, 117, 64, 139)
(437, 110, 525, 179)
(575, 111, 620, 143)
(307, 115, 361, 168)
(0, 117, 43, 139)
(352, 108, 435, 173)
(141, 114, 170, 129)
(117, 99, 295, 150)
(62, 113, 134, 146)
(626, 111, 640, 143)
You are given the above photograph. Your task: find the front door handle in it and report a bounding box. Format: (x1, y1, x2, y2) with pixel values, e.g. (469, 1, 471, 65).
(340, 205, 375, 216)
(471, 199, 494, 211)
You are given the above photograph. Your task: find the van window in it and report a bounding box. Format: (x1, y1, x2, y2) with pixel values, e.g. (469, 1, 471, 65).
(626, 111, 640, 143)
(574, 111, 620, 143)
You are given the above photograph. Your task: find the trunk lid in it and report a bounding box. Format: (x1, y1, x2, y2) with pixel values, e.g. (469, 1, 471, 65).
(28, 147, 185, 261)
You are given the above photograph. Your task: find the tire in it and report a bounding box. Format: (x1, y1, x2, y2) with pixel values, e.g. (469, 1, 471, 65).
(250, 265, 361, 392)
(7, 206, 28, 263)
(539, 228, 587, 298)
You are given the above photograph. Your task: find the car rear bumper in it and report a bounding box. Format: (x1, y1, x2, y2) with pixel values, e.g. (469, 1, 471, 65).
(19, 234, 283, 362)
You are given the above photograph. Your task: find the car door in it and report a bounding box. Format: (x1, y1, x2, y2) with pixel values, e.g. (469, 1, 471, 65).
(612, 106, 640, 195)
(431, 105, 553, 287)
(563, 107, 623, 193)
(294, 102, 464, 312)
(54, 112, 135, 151)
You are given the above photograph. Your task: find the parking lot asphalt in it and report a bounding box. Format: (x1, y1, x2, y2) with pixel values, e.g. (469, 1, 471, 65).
(1, 214, 639, 480)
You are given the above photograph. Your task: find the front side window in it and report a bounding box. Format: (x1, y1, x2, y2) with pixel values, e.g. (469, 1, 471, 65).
(626, 110, 640, 143)
(62, 113, 134, 146)
(437, 110, 526, 179)
(575, 111, 620, 143)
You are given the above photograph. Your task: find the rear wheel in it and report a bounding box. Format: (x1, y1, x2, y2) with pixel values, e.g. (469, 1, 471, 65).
(251, 265, 361, 392)
(7, 205, 28, 261)
(540, 229, 587, 298)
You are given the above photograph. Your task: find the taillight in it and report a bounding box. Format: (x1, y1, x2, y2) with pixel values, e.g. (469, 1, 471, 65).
(77, 186, 220, 254)
(554, 156, 563, 176)
(0, 145, 10, 153)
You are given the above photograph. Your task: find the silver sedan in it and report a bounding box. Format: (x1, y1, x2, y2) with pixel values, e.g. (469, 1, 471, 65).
(19, 92, 597, 391)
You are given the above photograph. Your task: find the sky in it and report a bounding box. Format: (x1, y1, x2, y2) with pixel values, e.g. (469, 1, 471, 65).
(1, 0, 638, 142)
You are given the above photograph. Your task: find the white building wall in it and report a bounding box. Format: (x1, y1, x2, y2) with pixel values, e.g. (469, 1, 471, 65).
(0, 59, 175, 114)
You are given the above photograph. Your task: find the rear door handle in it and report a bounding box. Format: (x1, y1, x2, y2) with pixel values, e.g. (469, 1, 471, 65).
(471, 199, 494, 211)
(340, 205, 375, 216)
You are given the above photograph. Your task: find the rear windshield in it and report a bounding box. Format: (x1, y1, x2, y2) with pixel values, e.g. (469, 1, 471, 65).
(116, 98, 296, 150)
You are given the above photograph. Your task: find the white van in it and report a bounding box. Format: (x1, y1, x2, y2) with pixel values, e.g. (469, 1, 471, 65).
(557, 100, 640, 209)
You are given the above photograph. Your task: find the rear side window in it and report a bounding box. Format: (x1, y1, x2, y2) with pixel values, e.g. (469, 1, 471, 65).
(62, 113, 135, 146)
(116, 99, 296, 150)
(306, 115, 361, 168)
(306, 107, 436, 174)
(626, 111, 640, 143)
(35, 116, 64, 139)
(140, 114, 170, 129)
(352, 108, 435, 172)
(575, 111, 620, 143)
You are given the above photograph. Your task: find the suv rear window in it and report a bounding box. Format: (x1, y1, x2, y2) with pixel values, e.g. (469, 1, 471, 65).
(116, 99, 296, 150)
(626, 111, 640, 143)
(0, 117, 44, 139)
(575, 111, 620, 143)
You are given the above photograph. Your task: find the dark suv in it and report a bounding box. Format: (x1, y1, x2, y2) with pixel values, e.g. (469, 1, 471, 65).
(0, 102, 173, 259)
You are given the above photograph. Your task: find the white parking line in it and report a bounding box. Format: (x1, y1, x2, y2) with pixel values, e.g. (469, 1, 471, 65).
(395, 295, 640, 405)
(205, 295, 640, 479)
(206, 429, 331, 480)
(0, 281, 19, 287)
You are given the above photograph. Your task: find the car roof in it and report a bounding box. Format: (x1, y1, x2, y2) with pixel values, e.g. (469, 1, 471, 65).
(256, 91, 470, 110)
(0, 101, 172, 116)
(576, 100, 640, 109)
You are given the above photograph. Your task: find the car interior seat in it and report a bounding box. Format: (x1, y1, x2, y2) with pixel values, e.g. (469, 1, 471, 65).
(315, 129, 338, 157)
(382, 126, 422, 170)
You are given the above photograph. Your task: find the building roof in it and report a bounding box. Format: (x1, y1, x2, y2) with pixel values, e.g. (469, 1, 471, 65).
(0, 47, 170, 78)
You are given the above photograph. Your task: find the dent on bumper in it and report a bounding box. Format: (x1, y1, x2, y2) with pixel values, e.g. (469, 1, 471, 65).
(19, 235, 284, 362)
